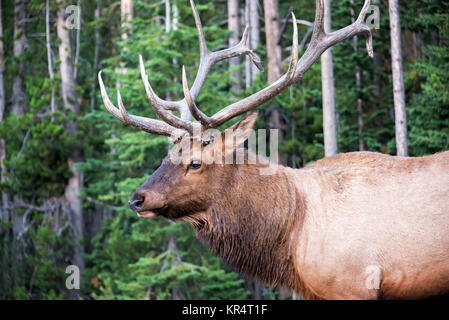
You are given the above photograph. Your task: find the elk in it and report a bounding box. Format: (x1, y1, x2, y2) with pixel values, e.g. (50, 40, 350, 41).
(99, 0, 449, 299)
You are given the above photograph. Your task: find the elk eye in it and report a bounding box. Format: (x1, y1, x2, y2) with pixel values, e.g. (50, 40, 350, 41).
(188, 159, 202, 170)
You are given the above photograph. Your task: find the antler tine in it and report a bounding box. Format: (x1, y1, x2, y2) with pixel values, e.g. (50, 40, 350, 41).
(319, 0, 373, 58)
(187, 0, 263, 102)
(310, 0, 326, 44)
(357, 0, 374, 58)
(182, 66, 211, 127)
(206, 0, 374, 128)
(287, 12, 299, 81)
(139, 55, 194, 134)
(190, 0, 208, 58)
(98, 71, 178, 137)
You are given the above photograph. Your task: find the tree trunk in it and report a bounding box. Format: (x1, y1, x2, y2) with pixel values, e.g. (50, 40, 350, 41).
(249, 0, 260, 85)
(263, 0, 287, 166)
(56, 0, 84, 276)
(0, 0, 8, 270)
(90, 0, 102, 111)
(263, 0, 281, 83)
(388, 0, 408, 156)
(0, 0, 5, 123)
(244, 0, 261, 88)
(355, 67, 365, 151)
(73, 0, 81, 81)
(351, 0, 364, 151)
(64, 160, 84, 271)
(12, 0, 28, 116)
(244, 0, 251, 88)
(57, 0, 78, 114)
(165, 0, 170, 33)
(228, 0, 241, 93)
(321, 0, 337, 157)
(10, 0, 28, 258)
(46, 0, 56, 113)
(116, 0, 133, 88)
(121, 0, 133, 39)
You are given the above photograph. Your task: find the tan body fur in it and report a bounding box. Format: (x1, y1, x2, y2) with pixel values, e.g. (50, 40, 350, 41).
(287, 151, 449, 299)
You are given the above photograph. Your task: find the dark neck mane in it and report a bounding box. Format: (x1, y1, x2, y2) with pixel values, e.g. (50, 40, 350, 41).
(185, 163, 308, 294)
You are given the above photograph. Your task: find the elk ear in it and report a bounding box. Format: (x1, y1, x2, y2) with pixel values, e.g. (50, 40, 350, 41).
(222, 112, 258, 154)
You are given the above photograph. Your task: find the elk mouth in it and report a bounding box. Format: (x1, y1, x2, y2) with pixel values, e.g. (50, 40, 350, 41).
(136, 206, 169, 219)
(136, 211, 157, 219)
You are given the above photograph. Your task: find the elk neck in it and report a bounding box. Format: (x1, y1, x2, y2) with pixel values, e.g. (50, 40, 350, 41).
(184, 158, 308, 293)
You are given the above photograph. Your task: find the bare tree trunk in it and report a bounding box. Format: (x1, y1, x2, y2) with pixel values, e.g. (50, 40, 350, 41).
(263, 0, 281, 83)
(244, 0, 261, 89)
(0, 0, 8, 223)
(12, 0, 28, 116)
(228, 0, 241, 93)
(355, 68, 365, 151)
(57, 0, 78, 114)
(244, 0, 251, 88)
(10, 0, 28, 256)
(56, 0, 84, 276)
(46, 0, 56, 113)
(64, 160, 84, 269)
(116, 0, 133, 89)
(121, 0, 133, 38)
(351, 0, 364, 151)
(165, 0, 170, 33)
(90, 0, 102, 111)
(263, 0, 287, 166)
(373, 50, 383, 123)
(73, 0, 81, 81)
(411, 31, 422, 61)
(171, 2, 179, 79)
(172, 1, 178, 31)
(167, 234, 183, 299)
(0, 0, 4, 123)
(388, 0, 408, 156)
(164, 0, 172, 100)
(249, 0, 260, 84)
(321, 0, 337, 157)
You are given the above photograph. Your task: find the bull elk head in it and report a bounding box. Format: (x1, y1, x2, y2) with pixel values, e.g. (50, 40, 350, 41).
(99, 0, 373, 217)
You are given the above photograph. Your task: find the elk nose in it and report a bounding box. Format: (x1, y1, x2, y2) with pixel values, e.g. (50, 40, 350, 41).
(129, 193, 145, 211)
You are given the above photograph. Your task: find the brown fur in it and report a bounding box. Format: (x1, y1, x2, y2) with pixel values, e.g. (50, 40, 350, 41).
(131, 115, 449, 300)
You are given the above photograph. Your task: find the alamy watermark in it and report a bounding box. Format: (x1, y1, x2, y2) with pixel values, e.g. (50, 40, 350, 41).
(365, 265, 381, 290)
(65, 265, 80, 290)
(366, 3, 380, 30)
(65, 5, 81, 30)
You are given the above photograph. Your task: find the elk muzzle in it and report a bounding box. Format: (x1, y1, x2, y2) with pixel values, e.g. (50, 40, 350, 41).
(129, 190, 166, 219)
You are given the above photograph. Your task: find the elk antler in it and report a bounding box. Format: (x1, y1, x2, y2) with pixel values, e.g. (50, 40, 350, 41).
(99, 0, 373, 136)
(99, 0, 262, 136)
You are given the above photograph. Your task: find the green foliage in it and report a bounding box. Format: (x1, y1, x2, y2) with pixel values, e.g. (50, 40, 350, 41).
(404, 1, 449, 156)
(0, 114, 72, 199)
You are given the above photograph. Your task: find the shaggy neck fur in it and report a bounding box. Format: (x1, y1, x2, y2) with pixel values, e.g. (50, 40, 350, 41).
(184, 162, 309, 294)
